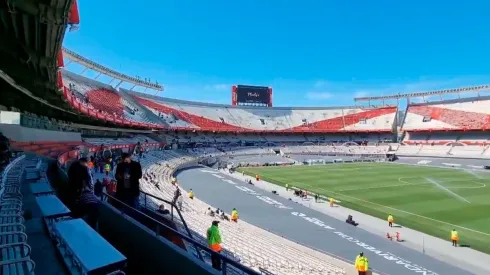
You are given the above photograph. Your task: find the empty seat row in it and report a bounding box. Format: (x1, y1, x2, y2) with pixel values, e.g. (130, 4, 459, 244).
(0, 155, 36, 275)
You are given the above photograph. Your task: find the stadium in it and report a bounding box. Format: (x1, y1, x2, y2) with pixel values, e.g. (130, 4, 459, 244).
(0, 1, 489, 275)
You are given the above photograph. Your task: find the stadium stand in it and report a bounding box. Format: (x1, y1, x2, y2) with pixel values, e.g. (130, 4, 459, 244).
(61, 70, 162, 129)
(128, 92, 397, 133)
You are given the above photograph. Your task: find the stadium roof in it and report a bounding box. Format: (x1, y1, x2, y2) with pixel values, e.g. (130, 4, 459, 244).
(354, 84, 490, 102)
(0, 0, 73, 90)
(63, 48, 163, 91)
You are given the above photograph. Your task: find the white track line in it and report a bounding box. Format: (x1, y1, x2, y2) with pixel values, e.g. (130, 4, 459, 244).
(424, 177, 471, 204)
(301, 183, 490, 237)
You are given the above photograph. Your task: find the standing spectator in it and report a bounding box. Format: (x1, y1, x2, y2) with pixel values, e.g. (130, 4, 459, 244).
(207, 221, 222, 271)
(177, 195, 183, 211)
(115, 153, 142, 208)
(67, 158, 91, 210)
(172, 186, 181, 205)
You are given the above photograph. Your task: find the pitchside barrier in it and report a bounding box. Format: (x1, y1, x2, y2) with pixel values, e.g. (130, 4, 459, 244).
(303, 157, 389, 165)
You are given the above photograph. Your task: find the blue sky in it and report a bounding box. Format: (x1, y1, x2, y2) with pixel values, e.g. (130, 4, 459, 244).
(63, 0, 490, 107)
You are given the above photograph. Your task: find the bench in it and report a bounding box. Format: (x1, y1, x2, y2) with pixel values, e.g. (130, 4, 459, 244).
(35, 195, 71, 219)
(54, 218, 127, 274)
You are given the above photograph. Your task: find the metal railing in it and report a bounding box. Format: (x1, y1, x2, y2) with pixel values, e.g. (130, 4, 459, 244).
(101, 192, 260, 275)
(140, 190, 204, 262)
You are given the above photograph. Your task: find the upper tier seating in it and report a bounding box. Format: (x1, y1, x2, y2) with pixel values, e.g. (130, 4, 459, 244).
(130, 92, 397, 132)
(403, 97, 490, 131)
(62, 70, 124, 117)
(62, 70, 161, 128)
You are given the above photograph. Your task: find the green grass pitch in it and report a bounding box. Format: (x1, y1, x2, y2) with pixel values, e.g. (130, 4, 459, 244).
(239, 162, 490, 254)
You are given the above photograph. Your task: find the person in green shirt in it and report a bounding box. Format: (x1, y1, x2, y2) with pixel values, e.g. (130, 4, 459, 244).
(207, 221, 222, 270)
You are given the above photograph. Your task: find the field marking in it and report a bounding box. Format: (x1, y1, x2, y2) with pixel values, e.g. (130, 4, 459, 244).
(336, 180, 425, 192)
(331, 177, 487, 192)
(398, 177, 487, 189)
(322, 168, 363, 172)
(424, 177, 471, 203)
(299, 182, 490, 237)
(464, 169, 484, 179)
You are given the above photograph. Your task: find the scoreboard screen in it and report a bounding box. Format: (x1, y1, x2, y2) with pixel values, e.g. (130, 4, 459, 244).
(236, 85, 270, 105)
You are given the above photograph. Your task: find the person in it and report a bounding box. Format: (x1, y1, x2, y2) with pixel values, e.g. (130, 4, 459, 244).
(346, 215, 359, 226)
(354, 252, 369, 275)
(67, 158, 91, 210)
(115, 153, 142, 208)
(77, 183, 100, 230)
(94, 179, 103, 199)
(188, 189, 194, 199)
(172, 186, 181, 205)
(285, 183, 289, 191)
(205, 207, 213, 216)
(157, 204, 170, 215)
(451, 229, 459, 247)
(104, 162, 111, 176)
(207, 221, 222, 271)
(388, 214, 394, 227)
(231, 208, 239, 223)
(177, 195, 183, 211)
(314, 193, 319, 202)
(329, 197, 334, 207)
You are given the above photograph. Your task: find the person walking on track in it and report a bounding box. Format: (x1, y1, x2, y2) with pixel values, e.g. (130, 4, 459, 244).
(355, 252, 369, 275)
(451, 229, 459, 247)
(388, 214, 394, 227)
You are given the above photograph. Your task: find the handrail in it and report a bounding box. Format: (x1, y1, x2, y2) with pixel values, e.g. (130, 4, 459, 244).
(0, 155, 25, 199)
(140, 190, 205, 262)
(102, 192, 260, 275)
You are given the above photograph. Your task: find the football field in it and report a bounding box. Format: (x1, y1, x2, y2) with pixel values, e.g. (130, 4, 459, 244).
(239, 162, 490, 254)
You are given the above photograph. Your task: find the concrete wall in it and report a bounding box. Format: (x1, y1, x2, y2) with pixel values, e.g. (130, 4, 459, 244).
(98, 202, 220, 275)
(0, 124, 81, 142)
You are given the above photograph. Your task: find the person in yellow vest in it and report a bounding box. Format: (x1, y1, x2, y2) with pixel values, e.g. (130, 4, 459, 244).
(451, 229, 459, 247)
(388, 214, 394, 227)
(355, 252, 369, 275)
(329, 197, 334, 207)
(104, 163, 111, 176)
(285, 183, 289, 191)
(231, 208, 239, 223)
(207, 221, 222, 270)
(188, 189, 194, 199)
